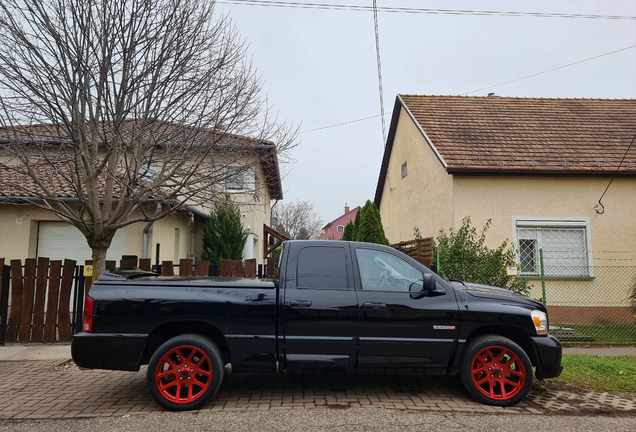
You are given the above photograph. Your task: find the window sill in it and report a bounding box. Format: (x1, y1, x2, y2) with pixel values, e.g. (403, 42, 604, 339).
(520, 275, 595, 281)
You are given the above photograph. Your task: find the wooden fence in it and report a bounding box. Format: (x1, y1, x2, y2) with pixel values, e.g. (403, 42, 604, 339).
(391, 237, 434, 269)
(0, 257, 79, 343)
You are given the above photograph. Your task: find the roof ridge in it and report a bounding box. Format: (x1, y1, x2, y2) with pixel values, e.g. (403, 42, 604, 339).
(399, 94, 636, 102)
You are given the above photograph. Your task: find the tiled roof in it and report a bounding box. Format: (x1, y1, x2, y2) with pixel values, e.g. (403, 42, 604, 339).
(0, 120, 283, 200)
(398, 95, 636, 174)
(0, 163, 128, 199)
(0, 119, 268, 146)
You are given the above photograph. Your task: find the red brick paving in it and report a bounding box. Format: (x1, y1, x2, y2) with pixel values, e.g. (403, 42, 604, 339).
(0, 360, 633, 419)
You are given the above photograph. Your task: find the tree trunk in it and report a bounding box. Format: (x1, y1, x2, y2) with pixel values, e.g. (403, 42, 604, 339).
(91, 246, 109, 284)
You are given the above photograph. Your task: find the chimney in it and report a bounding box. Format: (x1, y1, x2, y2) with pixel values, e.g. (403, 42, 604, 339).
(344, 203, 349, 214)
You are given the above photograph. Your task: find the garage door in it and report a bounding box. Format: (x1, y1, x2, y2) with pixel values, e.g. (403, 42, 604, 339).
(37, 222, 128, 264)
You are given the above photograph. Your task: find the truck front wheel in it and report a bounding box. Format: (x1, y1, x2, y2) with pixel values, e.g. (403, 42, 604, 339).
(147, 334, 224, 411)
(459, 335, 533, 406)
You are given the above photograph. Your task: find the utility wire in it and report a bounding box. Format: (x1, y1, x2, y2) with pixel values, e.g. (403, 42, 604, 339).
(217, 1, 636, 20)
(372, 0, 386, 146)
(301, 45, 636, 134)
(462, 45, 636, 95)
(594, 131, 636, 214)
(301, 113, 385, 133)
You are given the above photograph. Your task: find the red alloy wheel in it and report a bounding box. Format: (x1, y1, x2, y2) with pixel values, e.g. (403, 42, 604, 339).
(469, 345, 526, 401)
(154, 345, 214, 404)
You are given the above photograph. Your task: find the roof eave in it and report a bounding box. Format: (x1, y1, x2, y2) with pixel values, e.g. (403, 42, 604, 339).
(447, 166, 636, 177)
(257, 144, 283, 201)
(398, 94, 448, 170)
(373, 97, 402, 207)
(374, 96, 451, 208)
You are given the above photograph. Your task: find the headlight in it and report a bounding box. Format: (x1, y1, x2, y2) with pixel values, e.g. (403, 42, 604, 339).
(531, 310, 548, 335)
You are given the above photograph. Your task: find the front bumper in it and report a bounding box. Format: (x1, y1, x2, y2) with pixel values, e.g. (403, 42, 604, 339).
(71, 332, 148, 371)
(531, 335, 563, 379)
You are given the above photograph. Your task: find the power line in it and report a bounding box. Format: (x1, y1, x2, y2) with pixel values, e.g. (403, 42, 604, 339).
(301, 44, 636, 133)
(217, 1, 636, 20)
(372, 0, 386, 146)
(301, 113, 384, 133)
(462, 45, 636, 96)
(594, 131, 636, 214)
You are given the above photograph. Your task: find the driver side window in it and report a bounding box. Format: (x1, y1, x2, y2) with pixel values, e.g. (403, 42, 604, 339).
(355, 248, 423, 292)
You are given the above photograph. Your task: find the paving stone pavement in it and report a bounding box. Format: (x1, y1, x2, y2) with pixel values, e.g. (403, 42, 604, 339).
(0, 360, 634, 420)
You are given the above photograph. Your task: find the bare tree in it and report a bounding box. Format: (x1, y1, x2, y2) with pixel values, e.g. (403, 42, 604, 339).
(0, 0, 297, 279)
(272, 200, 323, 240)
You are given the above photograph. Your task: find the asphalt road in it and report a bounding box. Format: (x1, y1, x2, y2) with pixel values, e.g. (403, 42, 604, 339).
(1, 409, 635, 432)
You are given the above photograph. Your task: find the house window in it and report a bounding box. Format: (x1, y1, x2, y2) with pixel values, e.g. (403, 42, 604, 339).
(226, 165, 256, 192)
(140, 162, 157, 183)
(514, 217, 592, 278)
(401, 161, 408, 178)
(337, 225, 344, 232)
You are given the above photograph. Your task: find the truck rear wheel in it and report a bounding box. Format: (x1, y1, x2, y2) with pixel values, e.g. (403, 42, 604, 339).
(147, 334, 224, 411)
(459, 335, 533, 406)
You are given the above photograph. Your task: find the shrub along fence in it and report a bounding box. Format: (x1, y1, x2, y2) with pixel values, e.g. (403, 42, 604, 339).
(0, 256, 276, 344)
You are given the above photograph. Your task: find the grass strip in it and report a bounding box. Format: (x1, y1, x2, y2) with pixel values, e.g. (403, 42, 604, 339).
(547, 354, 636, 394)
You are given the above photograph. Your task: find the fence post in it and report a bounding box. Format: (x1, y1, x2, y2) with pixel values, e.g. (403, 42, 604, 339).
(0, 263, 10, 345)
(539, 248, 547, 306)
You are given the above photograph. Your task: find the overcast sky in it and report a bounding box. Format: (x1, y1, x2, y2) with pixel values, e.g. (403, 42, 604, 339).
(217, 0, 636, 226)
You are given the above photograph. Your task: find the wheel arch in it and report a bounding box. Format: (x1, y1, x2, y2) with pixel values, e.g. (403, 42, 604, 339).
(141, 321, 230, 365)
(462, 325, 539, 367)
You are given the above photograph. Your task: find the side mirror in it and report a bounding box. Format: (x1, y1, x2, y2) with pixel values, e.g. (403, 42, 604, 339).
(410, 273, 445, 298)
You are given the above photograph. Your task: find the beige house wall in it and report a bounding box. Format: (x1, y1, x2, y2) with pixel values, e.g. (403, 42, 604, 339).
(452, 176, 636, 307)
(379, 107, 455, 243)
(228, 161, 272, 266)
(0, 204, 59, 261)
(147, 212, 201, 268)
(0, 204, 201, 269)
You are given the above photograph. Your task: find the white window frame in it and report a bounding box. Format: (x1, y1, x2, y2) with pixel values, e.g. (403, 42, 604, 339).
(226, 165, 256, 193)
(337, 225, 344, 233)
(512, 216, 594, 279)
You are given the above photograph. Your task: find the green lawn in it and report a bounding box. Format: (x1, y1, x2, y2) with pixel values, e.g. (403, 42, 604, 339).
(543, 354, 636, 394)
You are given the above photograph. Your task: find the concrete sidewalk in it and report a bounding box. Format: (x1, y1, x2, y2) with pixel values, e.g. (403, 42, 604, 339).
(1, 343, 635, 362)
(0, 343, 71, 361)
(563, 346, 636, 356)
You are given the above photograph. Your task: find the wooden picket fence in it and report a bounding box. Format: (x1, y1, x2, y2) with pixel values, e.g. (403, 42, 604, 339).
(0, 257, 79, 343)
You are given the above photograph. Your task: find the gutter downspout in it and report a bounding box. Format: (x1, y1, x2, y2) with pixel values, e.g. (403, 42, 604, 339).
(270, 199, 279, 226)
(142, 203, 162, 259)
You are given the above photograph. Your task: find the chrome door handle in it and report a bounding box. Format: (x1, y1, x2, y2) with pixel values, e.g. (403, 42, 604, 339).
(362, 302, 387, 310)
(289, 299, 312, 307)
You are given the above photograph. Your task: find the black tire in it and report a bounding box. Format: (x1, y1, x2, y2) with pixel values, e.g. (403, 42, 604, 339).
(459, 335, 533, 407)
(146, 334, 224, 411)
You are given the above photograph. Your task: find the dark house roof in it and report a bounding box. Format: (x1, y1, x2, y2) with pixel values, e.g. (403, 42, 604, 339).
(0, 120, 283, 200)
(375, 95, 636, 206)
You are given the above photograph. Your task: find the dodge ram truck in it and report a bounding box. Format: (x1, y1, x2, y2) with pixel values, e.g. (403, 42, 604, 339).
(72, 240, 562, 411)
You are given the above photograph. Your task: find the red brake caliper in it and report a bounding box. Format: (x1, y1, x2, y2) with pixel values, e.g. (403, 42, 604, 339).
(471, 346, 525, 401)
(155, 345, 213, 403)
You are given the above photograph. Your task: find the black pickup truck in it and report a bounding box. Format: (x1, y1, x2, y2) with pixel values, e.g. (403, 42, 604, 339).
(72, 240, 562, 411)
